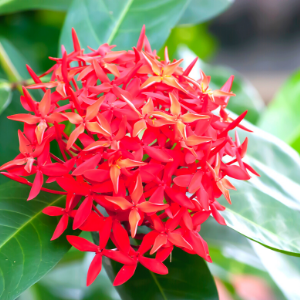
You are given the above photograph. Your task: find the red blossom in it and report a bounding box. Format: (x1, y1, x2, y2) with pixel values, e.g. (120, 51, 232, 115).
(0, 26, 258, 286)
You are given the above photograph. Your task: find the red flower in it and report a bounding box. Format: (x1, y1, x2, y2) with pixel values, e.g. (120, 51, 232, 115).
(0, 26, 258, 286)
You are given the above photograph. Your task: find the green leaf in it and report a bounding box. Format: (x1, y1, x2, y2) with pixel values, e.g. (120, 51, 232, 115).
(218, 115, 300, 257)
(258, 70, 300, 146)
(252, 241, 300, 300)
(92, 234, 218, 300)
(0, 80, 11, 115)
(0, 0, 72, 15)
(0, 38, 28, 81)
(177, 0, 234, 26)
(0, 181, 73, 300)
(60, 0, 191, 54)
(201, 218, 287, 300)
(0, 91, 24, 185)
(178, 47, 265, 124)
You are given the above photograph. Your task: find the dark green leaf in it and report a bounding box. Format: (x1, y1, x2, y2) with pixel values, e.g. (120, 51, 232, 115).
(218, 115, 300, 257)
(177, 0, 234, 26)
(258, 70, 300, 147)
(0, 0, 72, 15)
(0, 91, 24, 185)
(0, 181, 73, 300)
(179, 47, 265, 124)
(0, 79, 11, 115)
(92, 233, 218, 300)
(60, 0, 190, 54)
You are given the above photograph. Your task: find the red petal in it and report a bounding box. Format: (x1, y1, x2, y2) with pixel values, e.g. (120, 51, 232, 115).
(99, 217, 112, 249)
(87, 253, 103, 286)
(51, 214, 69, 240)
(79, 211, 103, 231)
(150, 234, 168, 255)
(139, 256, 168, 275)
(113, 221, 130, 253)
(168, 232, 192, 250)
(210, 203, 226, 225)
(72, 154, 102, 176)
(105, 196, 132, 210)
(129, 209, 141, 238)
(143, 145, 173, 163)
(105, 250, 135, 265)
(42, 206, 64, 216)
(66, 235, 97, 252)
(192, 211, 211, 226)
(73, 196, 93, 229)
(165, 187, 194, 209)
(138, 202, 168, 213)
(28, 170, 43, 200)
(173, 174, 192, 187)
(113, 264, 137, 286)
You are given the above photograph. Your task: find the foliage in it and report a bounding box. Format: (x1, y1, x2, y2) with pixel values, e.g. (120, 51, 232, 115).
(0, 0, 299, 299)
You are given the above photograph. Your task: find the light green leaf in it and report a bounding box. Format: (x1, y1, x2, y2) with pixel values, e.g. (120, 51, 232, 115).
(258, 70, 300, 147)
(0, 181, 75, 300)
(252, 241, 300, 300)
(177, 0, 234, 26)
(218, 115, 300, 257)
(0, 0, 72, 15)
(178, 47, 265, 124)
(60, 0, 191, 54)
(0, 79, 11, 115)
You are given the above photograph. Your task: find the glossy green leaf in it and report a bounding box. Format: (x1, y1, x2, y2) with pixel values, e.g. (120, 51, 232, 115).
(177, 0, 234, 26)
(92, 234, 218, 300)
(60, 0, 190, 54)
(252, 241, 300, 300)
(217, 115, 300, 257)
(0, 79, 11, 115)
(0, 0, 72, 15)
(0, 181, 73, 300)
(178, 47, 265, 124)
(201, 218, 287, 300)
(258, 70, 300, 147)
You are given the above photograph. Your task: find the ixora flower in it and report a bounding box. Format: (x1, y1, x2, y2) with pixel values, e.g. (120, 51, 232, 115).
(0, 25, 259, 286)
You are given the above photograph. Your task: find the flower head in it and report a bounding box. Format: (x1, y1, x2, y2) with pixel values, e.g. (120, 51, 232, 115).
(0, 26, 258, 286)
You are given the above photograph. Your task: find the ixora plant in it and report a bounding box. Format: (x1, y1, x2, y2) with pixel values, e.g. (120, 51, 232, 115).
(0, 26, 258, 287)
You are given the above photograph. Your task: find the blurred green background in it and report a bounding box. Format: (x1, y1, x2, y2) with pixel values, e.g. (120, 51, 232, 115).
(1, 1, 300, 300)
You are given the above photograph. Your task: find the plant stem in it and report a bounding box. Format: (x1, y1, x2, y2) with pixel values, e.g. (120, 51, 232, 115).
(0, 42, 23, 94)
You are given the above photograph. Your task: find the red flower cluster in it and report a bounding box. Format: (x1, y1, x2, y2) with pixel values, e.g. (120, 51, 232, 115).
(0, 26, 258, 286)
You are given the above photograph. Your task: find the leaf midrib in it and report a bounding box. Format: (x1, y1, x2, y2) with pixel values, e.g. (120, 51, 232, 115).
(149, 270, 167, 300)
(0, 194, 65, 249)
(106, 0, 134, 45)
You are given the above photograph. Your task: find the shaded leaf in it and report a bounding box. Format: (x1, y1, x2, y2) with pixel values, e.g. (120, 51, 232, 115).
(60, 0, 191, 53)
(0, 181, 74, 300)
